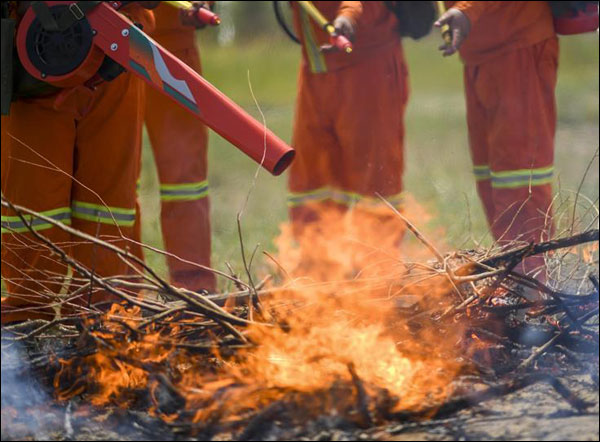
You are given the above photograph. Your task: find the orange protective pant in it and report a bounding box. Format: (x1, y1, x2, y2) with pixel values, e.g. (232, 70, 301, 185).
(464, 37, 558, 274)
(1, 73, 144, 323)
(288, 46, 409, 226)
(144, 46, 215, 292)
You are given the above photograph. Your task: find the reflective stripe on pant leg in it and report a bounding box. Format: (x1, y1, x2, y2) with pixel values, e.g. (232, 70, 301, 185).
(473, 164, 491, 182)
(71, 201, 136, 227)
(287, 187, 331, 208)
(288, 188, 404, 210)
(159, 180, 209, 202)
(490, 166, 554, 189)
(1, 207, 71, 234)
(331, 189, 405, 210)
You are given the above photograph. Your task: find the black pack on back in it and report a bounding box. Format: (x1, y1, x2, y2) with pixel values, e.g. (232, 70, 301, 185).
(385, 1, 436, 40)
(1, 2, 15, 115)
(548, 1, 599, 34)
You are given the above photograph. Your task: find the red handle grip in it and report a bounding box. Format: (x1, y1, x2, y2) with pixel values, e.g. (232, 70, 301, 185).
(194, 7, 221, 26)
(330, 34, 353, 53)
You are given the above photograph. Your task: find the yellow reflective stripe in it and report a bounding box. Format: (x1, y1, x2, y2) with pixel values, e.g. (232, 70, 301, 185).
(160, 190, 209, 202)
(1, 220, 72, 234)
(1, 207, 71, 222)
(473, 165, 491, 181)
(287, 187, 330, 207)
(332, 190, 404, 208)
(288, 187, 330, 198)
(490, 166, 554, 179)
(159, 180, 209, 202)
(287, 188, 404, 209)
(492, 176, 554, 189)
(71, 201, 136, 227)
(371, 191, 404, 208)
(330, 189, 360, 205)
(159, 180, 209, 191)
(490, 166, 554, 189)
(72, 201, 135, 216)
(1, 207, 71, 234)
(299, 8, 327, 74)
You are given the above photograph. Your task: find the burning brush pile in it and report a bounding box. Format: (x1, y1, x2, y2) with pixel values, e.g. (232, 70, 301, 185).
(1, 196, 599, 440)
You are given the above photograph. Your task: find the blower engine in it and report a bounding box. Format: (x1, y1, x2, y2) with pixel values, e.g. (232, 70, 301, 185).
(14, 1, 295, 176)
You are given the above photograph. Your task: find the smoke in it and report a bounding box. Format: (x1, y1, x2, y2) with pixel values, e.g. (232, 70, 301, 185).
(1, 335, 58, 440)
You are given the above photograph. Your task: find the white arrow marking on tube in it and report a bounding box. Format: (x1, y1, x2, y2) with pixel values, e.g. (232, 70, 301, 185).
(150, 43, 197, 104)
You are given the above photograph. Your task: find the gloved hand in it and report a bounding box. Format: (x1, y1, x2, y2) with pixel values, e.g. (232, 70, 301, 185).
(180, 1, 211, 29)
(434, 8, 471, 56)
(320, 15, 355, 53)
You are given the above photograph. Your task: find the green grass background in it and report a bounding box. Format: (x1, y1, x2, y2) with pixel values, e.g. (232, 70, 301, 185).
(138, 32, 599, 286)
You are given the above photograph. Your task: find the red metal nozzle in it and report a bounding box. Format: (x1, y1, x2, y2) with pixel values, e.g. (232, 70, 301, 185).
(195, 7, 221, 26)
(330, 34, 353, 53)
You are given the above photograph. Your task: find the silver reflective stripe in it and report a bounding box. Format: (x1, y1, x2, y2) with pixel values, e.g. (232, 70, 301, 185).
(1, 208, 71, 234)
(71, 202, 136, 226)
(492, 171, 553, 184)
(287, 188, 330, 207)
(473, 165, 491, 181)
(160, 183, 209, 201)
(288, 188, 404, 209)
(490, 166, 554, 189)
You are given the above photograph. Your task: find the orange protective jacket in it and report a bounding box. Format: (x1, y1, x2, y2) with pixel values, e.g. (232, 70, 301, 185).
(288, 1, 408, 227)
(446, 1, 555, 65)
(292, 1, 401, 72)
(150, 1, 197, 51)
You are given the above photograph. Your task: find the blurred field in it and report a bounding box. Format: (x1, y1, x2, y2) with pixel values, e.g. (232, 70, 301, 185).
(138, 27, 599, 286)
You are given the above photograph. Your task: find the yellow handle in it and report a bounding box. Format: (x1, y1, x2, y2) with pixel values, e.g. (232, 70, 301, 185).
(297, 1, 331, 32)
(435, 1, 452, 46)
(296, 0, 353, 53)
(165, 1, 194, 11)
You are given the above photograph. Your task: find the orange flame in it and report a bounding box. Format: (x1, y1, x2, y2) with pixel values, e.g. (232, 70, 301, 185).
(57, 199, 470, 424)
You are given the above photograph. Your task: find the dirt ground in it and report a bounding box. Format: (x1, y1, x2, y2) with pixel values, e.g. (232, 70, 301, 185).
(2, 360, 598, 441)
(377, 373, 599, 442)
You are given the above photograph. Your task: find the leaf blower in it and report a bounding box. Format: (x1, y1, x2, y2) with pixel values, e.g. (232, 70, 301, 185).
(13, 1, 295, 175)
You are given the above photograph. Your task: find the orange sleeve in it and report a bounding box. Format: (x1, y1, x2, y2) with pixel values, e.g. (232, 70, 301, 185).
(452, 1, 502, 25)
(337, 1, 363, 25)
(121, 3, 156, 33)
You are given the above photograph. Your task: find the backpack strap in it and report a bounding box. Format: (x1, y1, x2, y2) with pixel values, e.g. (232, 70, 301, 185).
(30, 1, 102, 32)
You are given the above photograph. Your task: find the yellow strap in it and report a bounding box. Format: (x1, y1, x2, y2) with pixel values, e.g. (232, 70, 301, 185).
(435, 1, 452, 45)
(297, 1, 330, 29)
(299, 8, 327, 73)
(164, 1, 193, 11)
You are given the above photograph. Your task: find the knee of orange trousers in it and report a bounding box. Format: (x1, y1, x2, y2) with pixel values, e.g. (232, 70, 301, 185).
(160, 198, 215, 292)
(490, 185, 554, 245)
(1, 230, 70, 323)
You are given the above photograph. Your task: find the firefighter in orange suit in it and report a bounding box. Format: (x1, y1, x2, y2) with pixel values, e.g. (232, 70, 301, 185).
(1, 3, 156, 324)
(143, 2, 215, 292)
(288, 1, 409, 230)
(436, 1, 558, 276)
